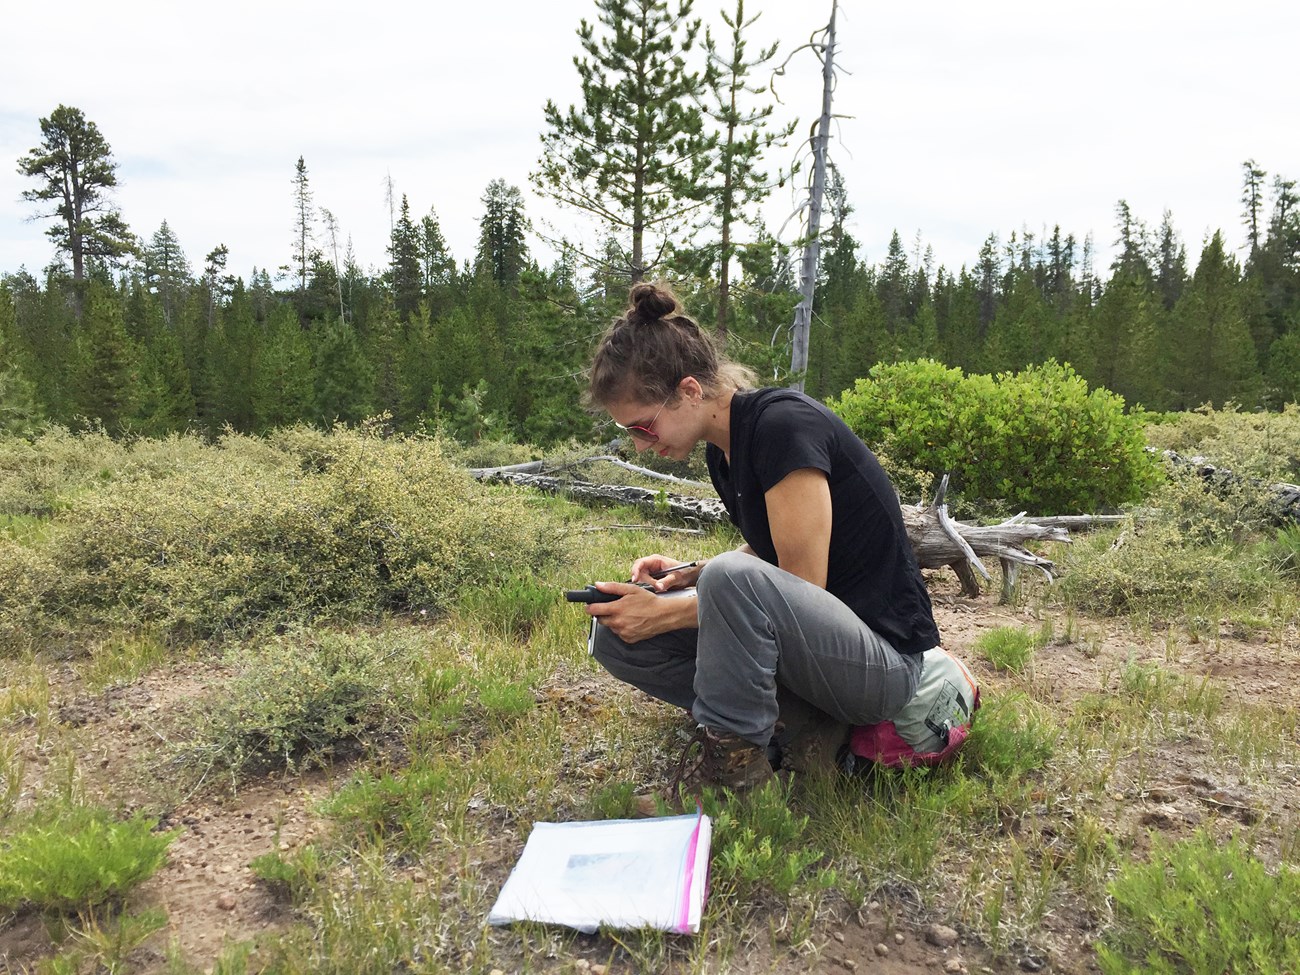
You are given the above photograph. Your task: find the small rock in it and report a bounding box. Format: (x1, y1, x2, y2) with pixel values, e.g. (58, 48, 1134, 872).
(841, 960, 858, 972)
(894, 931, 905, 944)
(833, 931, 846, 943)
(874, 943, 890, 957)
(574, 962, 591, 972)
(945, 959, 965, 973)
(489, 970, 504, 975)
(215, 893, 236, 911)
(590, 965, 608, 975)
(926, 924, 960, 948)
(1019, 955, 1046, 972)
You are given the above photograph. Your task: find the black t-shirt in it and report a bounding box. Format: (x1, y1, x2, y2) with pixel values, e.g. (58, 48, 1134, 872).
(706, 387, 940, 655)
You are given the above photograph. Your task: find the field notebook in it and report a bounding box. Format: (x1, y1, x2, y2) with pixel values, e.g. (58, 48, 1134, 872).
(487, 810, 712, 934)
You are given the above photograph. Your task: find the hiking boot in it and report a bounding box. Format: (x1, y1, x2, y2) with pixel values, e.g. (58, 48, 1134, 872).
(774, 693, 850, 775)
(670, 725, 775, 801)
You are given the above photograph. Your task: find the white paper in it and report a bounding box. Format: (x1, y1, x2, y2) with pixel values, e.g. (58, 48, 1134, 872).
(487, 812, 712, 934)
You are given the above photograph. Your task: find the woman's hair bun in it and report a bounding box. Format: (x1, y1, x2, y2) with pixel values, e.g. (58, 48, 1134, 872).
(628, 282, 678, 324)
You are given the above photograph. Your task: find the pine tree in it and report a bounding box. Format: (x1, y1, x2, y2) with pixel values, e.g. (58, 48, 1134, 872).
(1083, 266, 1160, 406)
(134, 322, 196, 435)
(1241, 159, 1268, 260)
(0, 285, 45, 435)
(1153, 210, 1187, 311)
(420, 207, 455, 295)
(698, 0, 792, 336)
(72, 281, 140, 431)
(17, 105, 137, 304)
(475, 180, 531, 287)
(205, 283, 259, 431)
(984, 270, 1055, 373)
(291, 156, 316, 310)
(312, 319, 374, 424)
(388, 195, 423, 320)
(535, 0, 712, 282)
(975, 234, 1001, 337)
(1111, 200, 1152, 279)
(1167, 232, 1260, 409)
(253, 304, 313, 429)
(877, 231, 911, 335)
(319, 207, 347, 321)
(201, 245, 234, 329)
(143, 221, 191, 327)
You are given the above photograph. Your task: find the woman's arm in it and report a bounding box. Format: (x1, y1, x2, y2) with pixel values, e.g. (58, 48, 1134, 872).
(765, 467, 832, 588)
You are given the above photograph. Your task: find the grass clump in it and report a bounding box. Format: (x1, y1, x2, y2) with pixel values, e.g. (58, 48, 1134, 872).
(1097, 831, 1300, 974)
(249, 846, 327, 905)
(322, 764, 457, 854)
(974, 625, 1041, 673)
(1263, 522, 1300, 578)
(0, 424, 564, 651)
(0, 806, 176, 913)
(177, 628, 426, 783)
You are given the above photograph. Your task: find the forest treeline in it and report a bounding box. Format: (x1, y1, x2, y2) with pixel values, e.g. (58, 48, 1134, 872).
(3, 2, 1298, 443)
(4, 175, 1297, 447)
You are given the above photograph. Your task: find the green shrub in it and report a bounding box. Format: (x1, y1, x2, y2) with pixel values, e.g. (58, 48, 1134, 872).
(1056, 470, 1283, 620)
(0, 425, 564, 649)
(710, 778, 835, 899)
(1097, 832, 1300, 974)
(178, 628, 425, 780)
(0, 806, 176, 913)
(830, 359, 1159, 513)
(249, 846, 325, 905)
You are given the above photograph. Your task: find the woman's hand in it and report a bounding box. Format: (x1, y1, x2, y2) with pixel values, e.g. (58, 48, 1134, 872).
(587, 581, 697, 642)
(630, 554, 703, 591)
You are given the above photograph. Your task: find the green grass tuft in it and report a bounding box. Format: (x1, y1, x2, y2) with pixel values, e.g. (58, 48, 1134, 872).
(974, 625, 1040, 673)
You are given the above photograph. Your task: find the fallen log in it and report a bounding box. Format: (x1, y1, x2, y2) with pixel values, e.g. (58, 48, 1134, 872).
(471, 464, 1084, 602)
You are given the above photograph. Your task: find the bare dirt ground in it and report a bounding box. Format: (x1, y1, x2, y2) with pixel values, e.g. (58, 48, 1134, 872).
(3, 576, 1297, 974)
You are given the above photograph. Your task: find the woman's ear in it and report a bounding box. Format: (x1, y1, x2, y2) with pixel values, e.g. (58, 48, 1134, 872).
(678, 375, 704, 401)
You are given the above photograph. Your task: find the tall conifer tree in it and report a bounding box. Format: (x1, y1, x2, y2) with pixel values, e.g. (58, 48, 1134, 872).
(698, 0, 792, 336)
(535, 0, 711, 282)
(388, 195, 423, 321)
(291, 156, 316, 310)
(143, 221, 191, 327)
(475, 180, 531, 287)
(17, 105, 136, 306)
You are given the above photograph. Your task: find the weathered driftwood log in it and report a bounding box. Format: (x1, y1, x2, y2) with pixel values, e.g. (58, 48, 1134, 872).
(472, 464, 1097, 601)
(473, 470, 728, 524)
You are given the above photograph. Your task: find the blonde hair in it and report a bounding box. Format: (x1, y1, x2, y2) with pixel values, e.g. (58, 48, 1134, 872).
(586, 281, 756, 408)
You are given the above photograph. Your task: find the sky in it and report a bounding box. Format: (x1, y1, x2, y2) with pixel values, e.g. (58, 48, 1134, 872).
(1, 0, 1297, 287)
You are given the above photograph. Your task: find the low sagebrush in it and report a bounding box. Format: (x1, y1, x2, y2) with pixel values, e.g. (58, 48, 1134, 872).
(0, 425, 565, 650)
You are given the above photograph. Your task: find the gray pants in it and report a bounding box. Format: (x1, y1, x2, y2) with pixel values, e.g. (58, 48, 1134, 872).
(592, 551, 922, 747)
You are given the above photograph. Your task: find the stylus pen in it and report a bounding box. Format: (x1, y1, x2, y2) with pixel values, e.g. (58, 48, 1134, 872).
(647, 561, 701, 579)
